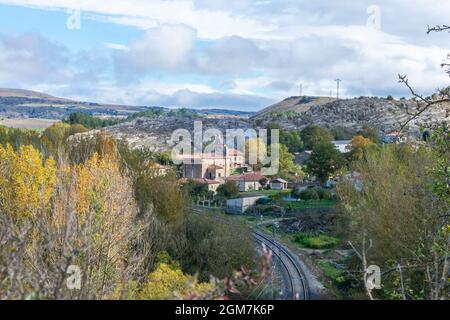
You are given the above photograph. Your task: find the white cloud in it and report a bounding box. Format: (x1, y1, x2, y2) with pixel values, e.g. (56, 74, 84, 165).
(0, 0, 274, 39)
(0, 33, 70, 86)
(104, 43, 129, 51)
(114, 24, 196, 77)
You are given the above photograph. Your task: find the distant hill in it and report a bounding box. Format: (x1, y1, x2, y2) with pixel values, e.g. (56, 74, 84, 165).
(0, 89, 254, 121)
(254, 96, 336, 117)
(0, 88, 148, 120)
(252, 95, 449, 133)
(0, 88, 72, 101)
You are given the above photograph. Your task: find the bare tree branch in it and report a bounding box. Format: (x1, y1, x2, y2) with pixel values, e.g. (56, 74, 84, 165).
(427, 25, 450, 34)
(398, 74, 450, 132)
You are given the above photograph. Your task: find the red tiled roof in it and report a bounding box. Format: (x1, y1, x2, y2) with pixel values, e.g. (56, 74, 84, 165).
(194, 178, 221, 185)
(208, 164, 224, 170)
(227, 172, 268, 182)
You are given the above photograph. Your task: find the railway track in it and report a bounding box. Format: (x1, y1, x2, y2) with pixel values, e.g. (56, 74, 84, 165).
(189, 205, 311, 300)
(253, 230, 310, 300)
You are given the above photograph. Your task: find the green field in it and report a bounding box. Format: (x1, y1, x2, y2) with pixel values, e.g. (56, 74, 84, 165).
(283, 199, 337, 209)
(294, 233, 340, 249)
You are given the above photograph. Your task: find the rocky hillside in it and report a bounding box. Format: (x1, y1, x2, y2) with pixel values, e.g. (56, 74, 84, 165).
(254, 96, 336, 116)
(105, 116, 253, 152)
(103, 95, 448, 152)
(253, 96, 449, 132)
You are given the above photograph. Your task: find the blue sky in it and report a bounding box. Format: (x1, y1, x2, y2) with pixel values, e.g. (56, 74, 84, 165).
(0, 0, 448, 110)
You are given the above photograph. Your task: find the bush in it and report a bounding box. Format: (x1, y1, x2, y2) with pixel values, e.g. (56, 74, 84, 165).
(317, 188, 332, 200)
(300, 188, 319, 200)
(256, 197, 272, 205)
(181, 215, 257, 281)
(217, 181, 239, 198)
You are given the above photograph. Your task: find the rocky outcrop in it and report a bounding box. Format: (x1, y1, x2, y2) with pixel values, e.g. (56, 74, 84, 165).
(252, 96, 449, 133)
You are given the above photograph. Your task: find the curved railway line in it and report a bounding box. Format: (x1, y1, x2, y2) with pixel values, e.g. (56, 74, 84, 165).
(253, 230, 310, 300)
(189, 205, 311, 300)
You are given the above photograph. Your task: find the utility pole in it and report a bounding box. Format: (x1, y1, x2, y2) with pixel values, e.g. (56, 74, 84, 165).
(335, 79, 342, 100)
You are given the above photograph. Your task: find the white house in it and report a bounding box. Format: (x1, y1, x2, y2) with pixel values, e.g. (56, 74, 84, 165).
(226, 196, 264, 214)
(227, 173, 269, 192)
(270, 178, 288, 190)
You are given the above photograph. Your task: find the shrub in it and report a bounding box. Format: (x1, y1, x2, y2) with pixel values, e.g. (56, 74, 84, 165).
(317, 188, 332, 200)
(300, 188, 319, 200)
(217, 181, 239, 198)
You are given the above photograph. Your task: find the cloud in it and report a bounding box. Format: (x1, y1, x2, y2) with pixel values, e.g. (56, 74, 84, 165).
(138, 89, 275, 110)
(0, 1, 449, 109)
(105, 43, 129, 51)
(114, 24, 197, 81)
(196, 36, 264, 74)
(0, 33, 69, 86)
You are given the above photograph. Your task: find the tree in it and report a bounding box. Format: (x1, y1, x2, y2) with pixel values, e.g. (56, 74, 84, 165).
(357, 126, 380, 145)
(332, 127, 357, 140)
(65, 112, 123, 129)
(217, 181, 239, 198)
(137, 262, 214, 300)
(300, 125, 333, 150)
(280, 130, 304, 153)
(180, 215, 257, 281)
(0, 144, 56, 219)
(307, 142, 346, 183)
(0, 148, 150, 299)
(277, 143, 304, 180)
(337, 145, 449, 300)
(41, 122, 71, 148)
(299, 188, 319, 200)
(348, 135, 376, 160)
(317, 187, 332, 200)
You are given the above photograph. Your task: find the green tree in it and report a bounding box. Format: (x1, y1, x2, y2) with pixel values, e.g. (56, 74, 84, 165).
(300, 125, 333, 150)
(307, 142, 346, 183)
(217, 181, 239, 198)
(280, 130, 304, 153)
(66, 112, 123, 129)
(180, 215, 257, 281)
(300, 188, 319, 200)
(357, 126, 380, 145)
(337, 144, 449, 300)
(332, 127, 357, 140)
(277, 144, 304, 180)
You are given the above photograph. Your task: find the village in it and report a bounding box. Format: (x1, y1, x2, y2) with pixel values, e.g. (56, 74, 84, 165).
(165, 129, 410, 215)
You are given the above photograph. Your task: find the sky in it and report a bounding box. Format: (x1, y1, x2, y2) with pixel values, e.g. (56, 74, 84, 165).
(0, 0, 448, 111)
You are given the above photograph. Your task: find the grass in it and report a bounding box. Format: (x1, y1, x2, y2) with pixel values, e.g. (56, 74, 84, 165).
(283, 199, 337, 209)
(294, 233, 340, 249)
(318, 261, 344, 280)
